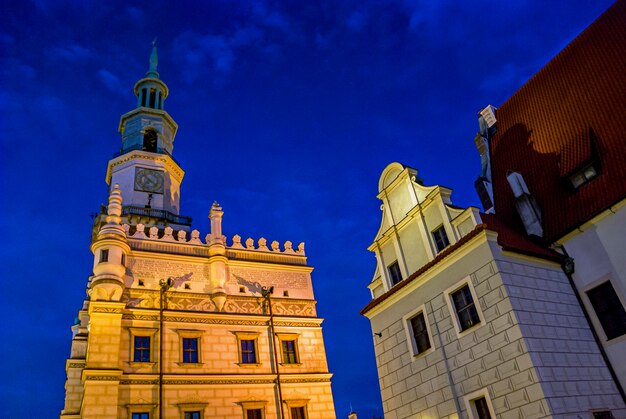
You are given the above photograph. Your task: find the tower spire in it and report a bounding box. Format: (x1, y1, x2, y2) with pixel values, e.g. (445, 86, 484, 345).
(147, 38, 159, 79)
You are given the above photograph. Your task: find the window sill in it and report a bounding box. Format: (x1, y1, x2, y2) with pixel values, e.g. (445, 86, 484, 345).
(237, 363, 262, 367)
(128, 361, 156, 368)
(176, 362, 204, 367)
(279, 362, 302, 367)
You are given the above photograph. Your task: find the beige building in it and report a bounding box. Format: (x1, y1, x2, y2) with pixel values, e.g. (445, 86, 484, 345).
(60, 45, 336, 419)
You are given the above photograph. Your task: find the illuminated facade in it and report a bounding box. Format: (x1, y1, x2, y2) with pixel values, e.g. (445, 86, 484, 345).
(60, 45, 335, 419)
(361, 2, 626, 418)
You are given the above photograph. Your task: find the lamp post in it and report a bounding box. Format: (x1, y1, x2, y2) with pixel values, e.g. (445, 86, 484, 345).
(262, 286, 285, 419)
(159, 277, 174, 419)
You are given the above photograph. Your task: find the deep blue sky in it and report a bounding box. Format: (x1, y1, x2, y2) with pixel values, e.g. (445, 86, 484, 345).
(0, 1, 615, 417)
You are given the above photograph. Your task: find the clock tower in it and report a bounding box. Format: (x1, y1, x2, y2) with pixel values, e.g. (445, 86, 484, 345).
(104, 42, 190, 230)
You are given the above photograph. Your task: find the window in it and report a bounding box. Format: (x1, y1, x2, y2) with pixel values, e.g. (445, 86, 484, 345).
(403, 305, 433, 358)
(182, 338, 199, 363)
(451, 285, 481, 331)
(472, 397, 492, 419)
(134, 336, 151, 362)
(127, 404, 156, 419)
(129, 328, 157, 366)
(241, 340, 257, 364)
(276, 333, 300, 365)
(569, 163, 598, 189)
(592, 412, 615, 419)
(175, 403, 206, 419)
(388, 261, 402, 286)
(432, 225, 450, 252)
(246, 409, 263, 419)
(175, 329, 203, 365)
(184, 412, 201, 419)
(132, 414, 149, 419)
(464, 389, 495, 419)
(121, 253, 126, 266)
(290, 406, 307, 419)
(410, 312, 431, 354)
(282, 340, 298, 364)
(234, 331, 261, 366)
(587, 281, 626, 340)
(99, 249, 109, 263)
(143, 129, 158, 152)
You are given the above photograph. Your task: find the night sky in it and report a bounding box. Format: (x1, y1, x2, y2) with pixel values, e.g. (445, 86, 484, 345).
(0, 1, 615, 417)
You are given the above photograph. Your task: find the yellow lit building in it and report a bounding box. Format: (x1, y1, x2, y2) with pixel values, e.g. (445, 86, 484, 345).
(60, 45, 336, 419)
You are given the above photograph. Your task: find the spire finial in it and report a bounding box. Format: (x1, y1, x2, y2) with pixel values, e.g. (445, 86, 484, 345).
(147, 38, 159, 79)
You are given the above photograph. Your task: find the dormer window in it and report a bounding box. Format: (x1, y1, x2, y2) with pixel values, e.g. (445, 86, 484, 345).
(432, 225, 450, 253)
(388, 261, 402, 286)
(568, 162, 598, 189)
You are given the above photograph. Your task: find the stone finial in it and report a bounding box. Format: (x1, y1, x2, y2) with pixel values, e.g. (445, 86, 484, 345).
(122, 224, 130, 235)
(177, 230, 187, 242)
(147, 39, 159, 78)
(258, 238, 269, 251)
(231, 234, 244, 249)
(189, 229, 201, 244)
(271, 240, 280, 252)
(106, 184, 123, 220)
(245, 238, 255, 250)
(134, 223, 147, 239)
(149, 226, 159, 239)
(284, 240, 295, 254)
(297, 242, 305, 255)
(207, 201, 225, 246)
(163, 226, 174, 241)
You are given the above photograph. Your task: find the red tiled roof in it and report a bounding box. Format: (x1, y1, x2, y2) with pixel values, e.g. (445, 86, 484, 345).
(489, 0, 626, 243)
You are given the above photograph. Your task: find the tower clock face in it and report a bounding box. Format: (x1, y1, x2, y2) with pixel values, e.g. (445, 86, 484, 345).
(134, 168, 165, 193)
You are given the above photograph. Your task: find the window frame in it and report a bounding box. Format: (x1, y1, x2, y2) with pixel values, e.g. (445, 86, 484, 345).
(284, 399, 309, 419)
(175, 402, 207, 419)
(175, 329, 204, 366)
(127, 403, 156, 419)
(276, 333, 301, 366)
(233, 331, 261, 367)
(402, 304, 434, 358)
(387, 261, 403, 286)
(463, 388, 496, 419)
(585, 279, 626, 342)
(444, 277, 484, 337)
(99, 248, 109, 263)
(128, 328, 157, 367)
(432, 224, 450, 253)
(239, 401, 267, 419)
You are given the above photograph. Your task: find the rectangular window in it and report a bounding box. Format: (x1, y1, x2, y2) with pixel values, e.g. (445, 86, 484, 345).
(451, 285, 480, 331)
(282, 340, 298, 364)
(592, 412, 615, 419)
(587, 281, 626, 340)
(246, 409, 263, 419)
(182, 338, 199, 363)
(290, 406, 306, 419)
(121, 253, 126, 266)
(388, 261, 402, 286)
(133, 336, 151, 362)
(132, 413, 149, 419)
(241, 340, 257, 364)
(99, 249, 109, 263)
(473, 397, 492, 419)
(432, 225, 450, 252)
(409, 312, 431, 354)
(184, 412, 201, 419)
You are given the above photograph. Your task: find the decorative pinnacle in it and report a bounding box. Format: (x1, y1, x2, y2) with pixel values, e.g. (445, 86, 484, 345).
(146, 38, 159, 79)
(107, 184, 123, 218)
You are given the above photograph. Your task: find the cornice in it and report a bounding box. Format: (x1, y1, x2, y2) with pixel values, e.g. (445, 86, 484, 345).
(106, 151, 184, 184)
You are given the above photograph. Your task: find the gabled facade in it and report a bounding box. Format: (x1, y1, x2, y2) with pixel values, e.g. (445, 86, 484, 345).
(362, 163, 625, 418)
(60, 45, 335, 419)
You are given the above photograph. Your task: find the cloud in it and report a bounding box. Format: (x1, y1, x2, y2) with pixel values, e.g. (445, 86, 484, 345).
(97, 68, 124, 95)
(50, 44, 92, 63)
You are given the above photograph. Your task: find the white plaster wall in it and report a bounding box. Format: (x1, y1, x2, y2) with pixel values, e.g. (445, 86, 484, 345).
(563, 203, 626, 391)
(368, 237, 626, 418)
(388, 185, 412, 224)
(398, 221, 428, 275)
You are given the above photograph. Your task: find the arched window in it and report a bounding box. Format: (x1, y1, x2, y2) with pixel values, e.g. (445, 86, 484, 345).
(143, 129, 158, 152)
